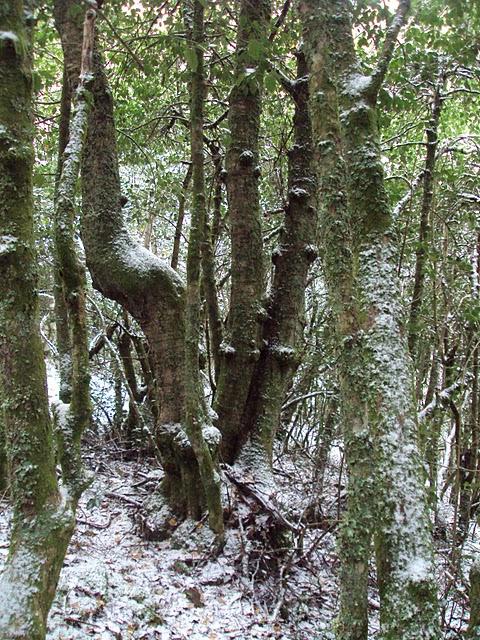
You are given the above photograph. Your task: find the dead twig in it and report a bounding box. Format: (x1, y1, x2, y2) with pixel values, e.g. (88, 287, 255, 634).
(223, 469, 301, 535)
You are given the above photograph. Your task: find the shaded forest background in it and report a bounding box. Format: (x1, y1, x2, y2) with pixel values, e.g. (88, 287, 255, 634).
(0, 0, 479, 638)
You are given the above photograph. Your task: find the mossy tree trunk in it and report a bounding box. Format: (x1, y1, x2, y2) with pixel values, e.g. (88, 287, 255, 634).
(214, 0, 271, 464)
(53, 66, 74, 404)
(0, 4, 94, 638)
(300, 1, 440, 638)
(54, 0, 214, 523)
(0, 420, 6, 492)
(239, 51, 317, 466)
(201, 143, 223, 384)
(469, 546, 480, 637)
(213, 1, 319, 476)
(53, 6, 95, 496)
(183, 0, 223, 537)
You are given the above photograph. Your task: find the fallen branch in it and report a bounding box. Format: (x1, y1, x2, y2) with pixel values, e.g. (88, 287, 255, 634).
(223, 469, 300, 534)
(76, 515, 113, 530)
(105, 491, 143, 508)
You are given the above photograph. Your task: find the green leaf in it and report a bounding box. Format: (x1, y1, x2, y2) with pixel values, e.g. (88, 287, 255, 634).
(264, 71, 276, 93)
(184, 46, 198, 72)
(32, 70, 43, 93)
(248, 39, 264, 61)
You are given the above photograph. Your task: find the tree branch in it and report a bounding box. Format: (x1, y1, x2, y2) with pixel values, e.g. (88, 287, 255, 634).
(369, 0, 411, 99)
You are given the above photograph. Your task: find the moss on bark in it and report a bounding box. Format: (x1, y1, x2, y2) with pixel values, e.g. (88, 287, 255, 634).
(0, 3, 93, 637)
(300, 1, 440, 638)
(214, 0, 271, 463)
(54, 0, 217, 524)
(183, 0, 223, 537)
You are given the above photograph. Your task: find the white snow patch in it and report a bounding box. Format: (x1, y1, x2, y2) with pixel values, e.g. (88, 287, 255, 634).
(0, 31, 19, 44)
(343, 73, 371, 97)
(402, 556, 430, 583)
(0, 235, 18, 256)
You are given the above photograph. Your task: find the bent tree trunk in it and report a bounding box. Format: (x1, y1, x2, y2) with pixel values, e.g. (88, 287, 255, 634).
(54, 0, 217, 524)
(0, 4, 94, 637)
(300, 1, 439, 638)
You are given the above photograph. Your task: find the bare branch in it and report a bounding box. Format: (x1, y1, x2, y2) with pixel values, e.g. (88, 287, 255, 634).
(269, 0, 291, 42)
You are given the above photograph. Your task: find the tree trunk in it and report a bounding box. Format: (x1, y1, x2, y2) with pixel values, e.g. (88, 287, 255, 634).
(240, 51, 317, 465)
(300, 1, 440, 638)
(183, 0, 223, 537)
(214, 0, 271, 463)
(202, 144, 223, 383)
(171, 164, 192, 271)
(0, 4, 94, 637)
(53, 66, 73, 403)
(53, 7, 95, 495)
(408, 79, 444, 358)
(54, 0, 209, 521)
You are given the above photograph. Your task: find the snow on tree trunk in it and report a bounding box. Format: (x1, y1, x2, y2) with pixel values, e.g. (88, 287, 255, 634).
(54, 0, 209, 525)
(300, 0, 440, 638)
(0, 4, 95, 637)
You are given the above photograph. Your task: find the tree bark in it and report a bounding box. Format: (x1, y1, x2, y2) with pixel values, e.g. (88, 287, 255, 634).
(171, 164, 192, 271)
(0, 4, 94, 637)
(300, 1, 440, 638)
(408, 79, 444, 358)
(240, 51, 317, 465)
(53, 7, 95, 496)
(202, 144, 223, 383)
(54, 0, 217, 522)
(183, 0, 223, 537)
(214, 0, 271, 463)
(53, 66, 73, 403)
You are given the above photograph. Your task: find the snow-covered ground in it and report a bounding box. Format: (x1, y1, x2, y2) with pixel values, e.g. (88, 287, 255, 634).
(0, 449, 340, 640)
(0, 433, 476, 638)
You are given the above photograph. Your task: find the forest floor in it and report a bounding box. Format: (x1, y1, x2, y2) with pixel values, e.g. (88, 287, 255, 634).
(0, 443, 342, 640)
(0, 436, 474, 638)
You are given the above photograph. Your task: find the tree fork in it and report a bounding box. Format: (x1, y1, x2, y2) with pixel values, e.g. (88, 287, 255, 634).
(239, 50, 317, 465)
(214, 0, 271, 463)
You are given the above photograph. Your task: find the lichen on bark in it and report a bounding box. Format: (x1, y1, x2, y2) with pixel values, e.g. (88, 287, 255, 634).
(300, 0, 440, 637)
(0, 3, 94, 637)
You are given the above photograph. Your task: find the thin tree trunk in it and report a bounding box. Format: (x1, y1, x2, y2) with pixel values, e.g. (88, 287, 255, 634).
(54, 8, 94, 495)
(54, 66, 73, 403)
(469, 250, 480, 635)
(408, 80, 444, 358)
(171, 164, 192, 270)
(202, 144, 223, 382)
(183, 0, 224, 537)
